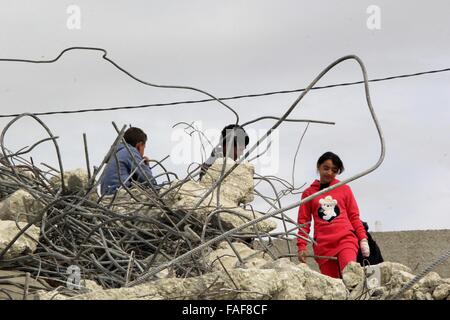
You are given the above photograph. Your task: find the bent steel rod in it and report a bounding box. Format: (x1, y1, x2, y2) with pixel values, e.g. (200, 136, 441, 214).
(126, 55, 386, 287)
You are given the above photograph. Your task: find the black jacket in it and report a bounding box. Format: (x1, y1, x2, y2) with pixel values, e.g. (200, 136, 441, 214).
(357, 221, 384, 266)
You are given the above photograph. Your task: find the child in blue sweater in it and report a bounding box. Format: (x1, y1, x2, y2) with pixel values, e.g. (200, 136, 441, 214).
(100, 127, 160, 195)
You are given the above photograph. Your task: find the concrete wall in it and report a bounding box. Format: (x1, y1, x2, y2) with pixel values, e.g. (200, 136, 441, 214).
(371, 229, 450, 278)
(256, 229, 450, 278)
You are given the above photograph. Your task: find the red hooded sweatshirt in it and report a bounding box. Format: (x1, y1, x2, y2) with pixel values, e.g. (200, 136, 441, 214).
(297, 178, 367, 262)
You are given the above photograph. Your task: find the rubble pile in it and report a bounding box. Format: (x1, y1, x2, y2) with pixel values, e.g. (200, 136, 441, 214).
(0, 116, 448, 301)
(342, 261, 450, 300)
(0, 152, 282, 298)
(32, 242, 450, 300)
(162, 158, 277, 233)
(1, 159, 449, 300)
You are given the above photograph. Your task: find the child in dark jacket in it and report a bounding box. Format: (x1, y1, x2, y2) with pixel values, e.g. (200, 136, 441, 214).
(199, 124, 249, 180)
(100, 127, 160, 196)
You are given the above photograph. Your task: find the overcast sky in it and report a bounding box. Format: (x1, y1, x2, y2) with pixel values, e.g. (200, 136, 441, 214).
(0, 1, 449, 232)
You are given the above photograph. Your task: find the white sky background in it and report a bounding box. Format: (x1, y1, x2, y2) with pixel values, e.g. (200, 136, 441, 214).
(0, 1, 449, 232)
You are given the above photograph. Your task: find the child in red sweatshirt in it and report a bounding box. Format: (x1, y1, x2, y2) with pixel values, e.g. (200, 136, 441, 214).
(297, 152, 370, 278)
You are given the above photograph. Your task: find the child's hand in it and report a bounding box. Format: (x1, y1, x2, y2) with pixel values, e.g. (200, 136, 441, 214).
(143, 156, 150, 166)
(298, 250, 307, 263)
(360, 239, 370, 257)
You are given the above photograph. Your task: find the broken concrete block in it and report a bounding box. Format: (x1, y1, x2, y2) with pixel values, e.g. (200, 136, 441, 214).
(425, 292, 434, 300)
(384, 270, 416, 299)
(205, 241, 270, 271)
(61, 271, 224, 300)
(225, 268, 280, 300)
(34, 290, 69, 300)
(161, 159, 276, 234)
(216, 207, 277, 234)
(83, 279, 103, 292)
(378, 261, 412, 286)
(0, 199, 10, 219)
(59, 256, 348, 300)
(432, 283, 450, 300)
(35, 279, 103, 300)
(262, 257, 307, 273)
(341, 262, 442, 300)
(0, 189, 44, 223)
(418, 271, 442, 291)
(263, 258, 348, 300)
(342, 262, 364, 289)
(162, 158, 255, 210)
(201, 158, 255, 205)
(389, 270, 415, 286)
(369, 286, 388, 299)
(413, 291, 426, 300)
(110, 268, 278, 300)
(49, 169, 89, 194)
(0, 220, 40, 260)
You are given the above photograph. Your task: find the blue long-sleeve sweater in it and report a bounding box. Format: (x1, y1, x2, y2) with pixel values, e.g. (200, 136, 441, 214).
(100, 143, 159, 195)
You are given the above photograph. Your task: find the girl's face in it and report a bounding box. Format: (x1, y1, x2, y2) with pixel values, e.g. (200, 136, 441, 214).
(317, 159, 339, 184)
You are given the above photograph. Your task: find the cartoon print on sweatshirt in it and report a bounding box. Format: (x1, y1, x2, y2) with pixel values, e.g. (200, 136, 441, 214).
(318, 195, 340, 222)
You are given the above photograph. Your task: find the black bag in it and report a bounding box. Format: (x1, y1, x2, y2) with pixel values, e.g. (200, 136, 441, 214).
(357, 221, 384, 266)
